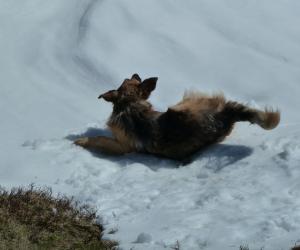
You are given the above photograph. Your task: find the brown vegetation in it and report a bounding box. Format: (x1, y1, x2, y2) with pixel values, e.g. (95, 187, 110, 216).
(0, 185, 116, 250)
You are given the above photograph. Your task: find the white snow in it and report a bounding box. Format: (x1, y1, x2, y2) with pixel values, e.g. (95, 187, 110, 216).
(1, 0, 300, 249)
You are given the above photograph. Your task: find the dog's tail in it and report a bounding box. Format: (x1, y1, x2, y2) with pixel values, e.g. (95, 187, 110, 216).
(223, 101, 280, 130)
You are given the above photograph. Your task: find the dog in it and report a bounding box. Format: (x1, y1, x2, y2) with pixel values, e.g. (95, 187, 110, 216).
(75, 74, 280, 161)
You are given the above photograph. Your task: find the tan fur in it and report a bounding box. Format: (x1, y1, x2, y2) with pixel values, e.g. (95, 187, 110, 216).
(253, 108, 281, 130)
(171, 91, 226, 116)
(108, 124, 137, 152)
(74, 136, 128, 155)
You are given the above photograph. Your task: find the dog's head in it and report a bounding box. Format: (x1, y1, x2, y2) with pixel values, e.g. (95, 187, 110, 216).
(98, 74, 158, 104)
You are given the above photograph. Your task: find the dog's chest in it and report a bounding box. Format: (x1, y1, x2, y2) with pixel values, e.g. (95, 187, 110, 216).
(109, 124, 142, 150)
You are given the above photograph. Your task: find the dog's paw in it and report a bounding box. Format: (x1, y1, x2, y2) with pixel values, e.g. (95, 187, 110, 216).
(74, 137, 89, 147)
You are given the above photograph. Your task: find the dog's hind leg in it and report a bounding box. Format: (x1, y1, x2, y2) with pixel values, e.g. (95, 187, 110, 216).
(223, 101, 280, 130)
(74, 136, 131, 155)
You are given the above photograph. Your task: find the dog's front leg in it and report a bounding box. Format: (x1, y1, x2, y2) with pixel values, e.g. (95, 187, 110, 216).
(74, 136, 131, 155)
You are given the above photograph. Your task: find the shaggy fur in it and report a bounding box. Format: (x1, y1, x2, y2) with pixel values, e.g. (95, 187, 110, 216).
(75, 74, 280, 161)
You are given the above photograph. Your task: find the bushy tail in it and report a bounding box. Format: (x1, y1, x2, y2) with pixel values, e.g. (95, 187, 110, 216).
(223, 101, 280, 130)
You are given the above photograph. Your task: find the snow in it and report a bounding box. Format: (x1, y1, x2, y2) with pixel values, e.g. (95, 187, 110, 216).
(1, 0, 300, 249)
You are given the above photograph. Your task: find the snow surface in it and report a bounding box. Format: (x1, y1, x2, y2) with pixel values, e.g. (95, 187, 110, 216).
(1, 0, 300, 249)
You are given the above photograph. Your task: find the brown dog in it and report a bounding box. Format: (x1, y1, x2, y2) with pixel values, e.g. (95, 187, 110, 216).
(75, 74, 280, 161)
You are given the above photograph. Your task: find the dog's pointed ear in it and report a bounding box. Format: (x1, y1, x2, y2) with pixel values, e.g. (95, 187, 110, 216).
(98, 90, 118, 102)
(131, 73, 141, 82)
(140, 77, 158, 99)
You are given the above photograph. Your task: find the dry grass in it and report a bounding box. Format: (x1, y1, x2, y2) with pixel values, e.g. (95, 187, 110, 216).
(239, 246, 250, 250)
(0, 185, 116, 250)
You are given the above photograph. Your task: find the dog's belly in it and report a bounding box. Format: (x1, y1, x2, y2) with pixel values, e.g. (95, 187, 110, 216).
(154, 108, 233, 160)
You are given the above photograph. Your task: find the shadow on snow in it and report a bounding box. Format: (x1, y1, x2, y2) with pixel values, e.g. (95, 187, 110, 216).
(66, 127, 253, 171)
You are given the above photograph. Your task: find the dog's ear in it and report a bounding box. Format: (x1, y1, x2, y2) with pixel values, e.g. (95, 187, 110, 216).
(98, 90, 118, 102)
(140, 77, 158, 99)
(131, 73, 141, 82)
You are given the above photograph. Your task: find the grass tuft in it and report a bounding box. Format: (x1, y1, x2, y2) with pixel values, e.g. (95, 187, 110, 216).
(0, 184, 117, 250)
(240, 246, 249, 250)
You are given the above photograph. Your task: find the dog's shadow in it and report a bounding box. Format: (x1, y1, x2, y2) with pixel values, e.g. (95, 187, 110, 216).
(66, 127, 253, 171)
